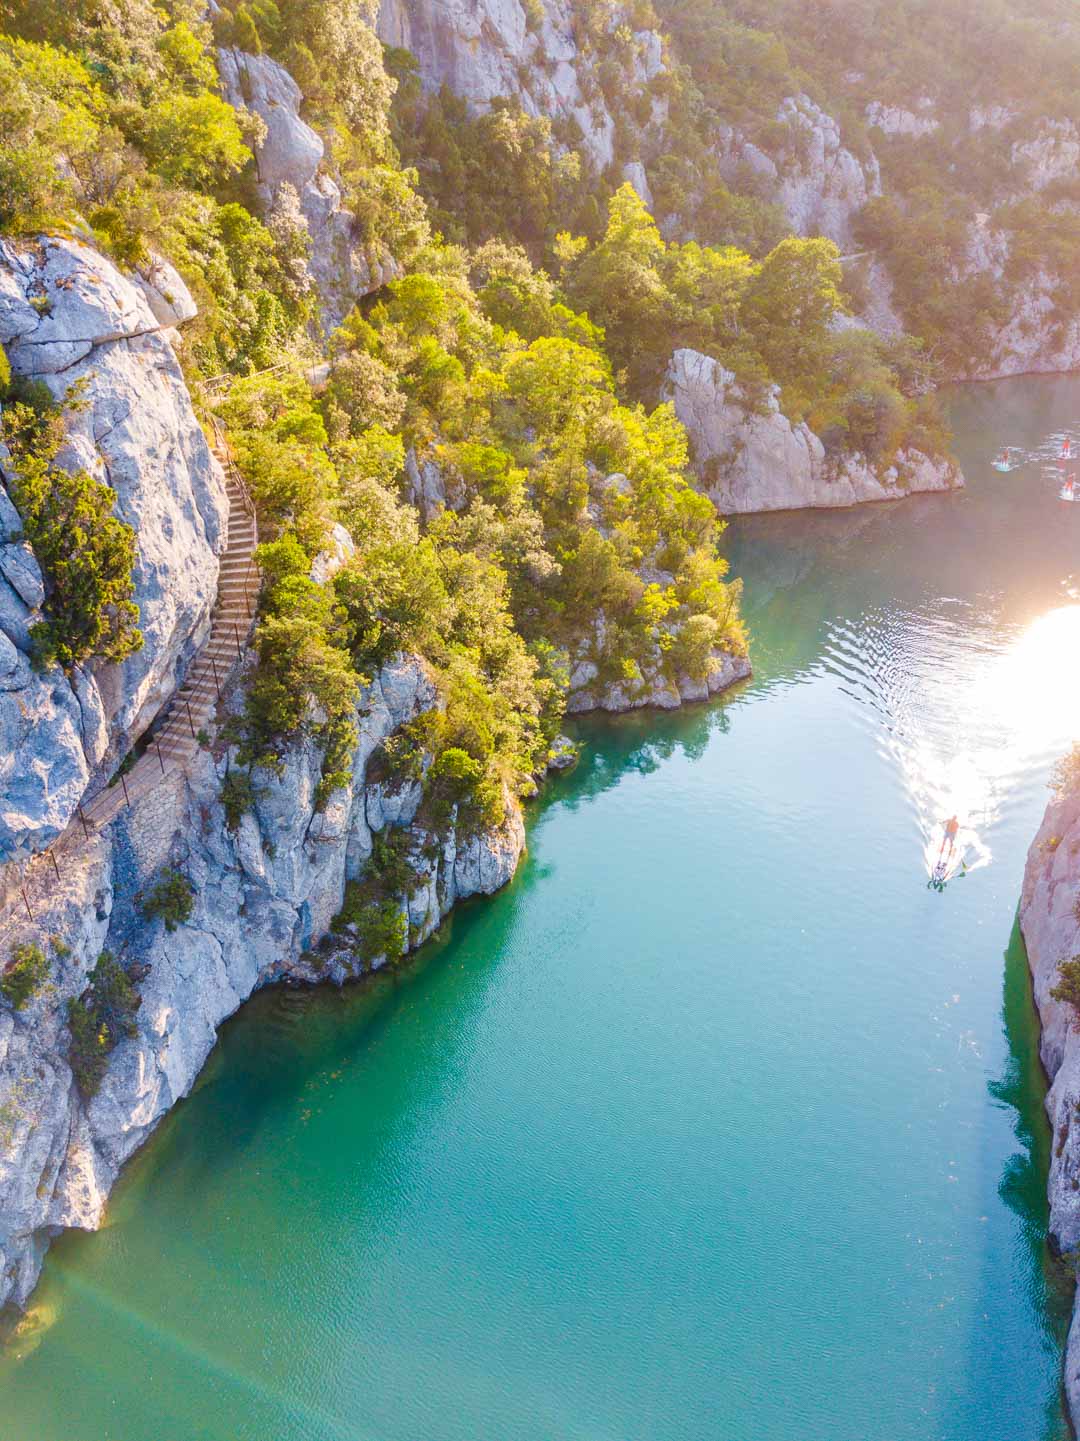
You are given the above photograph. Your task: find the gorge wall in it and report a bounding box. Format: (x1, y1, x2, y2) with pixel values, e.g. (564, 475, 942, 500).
(0, 651, 523, 1317)
(1019, 781, 1080, 1431)
(375, 0, 1080, 385)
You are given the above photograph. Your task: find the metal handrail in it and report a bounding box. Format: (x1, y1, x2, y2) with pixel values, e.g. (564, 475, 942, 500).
(210, 415, 258, 528)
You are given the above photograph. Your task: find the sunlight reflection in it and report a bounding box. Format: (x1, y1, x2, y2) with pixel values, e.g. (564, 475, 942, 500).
(887, 605, 1080, 881)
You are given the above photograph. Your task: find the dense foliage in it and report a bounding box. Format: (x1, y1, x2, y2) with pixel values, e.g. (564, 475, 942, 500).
(0, 392, 142, 672)
(653, 0, 1080, 373)
(0, 0, 999, 951)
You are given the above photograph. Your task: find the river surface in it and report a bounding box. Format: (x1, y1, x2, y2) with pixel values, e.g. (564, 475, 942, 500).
(5, 376, 1080, 1440)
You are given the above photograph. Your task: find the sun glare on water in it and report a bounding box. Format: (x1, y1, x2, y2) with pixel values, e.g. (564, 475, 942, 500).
(987, 604, 1080, 747)
(889, 604, 1080, 881)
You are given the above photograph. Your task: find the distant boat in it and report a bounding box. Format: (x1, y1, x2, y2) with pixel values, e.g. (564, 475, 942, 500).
(991, 446, 1024, 471)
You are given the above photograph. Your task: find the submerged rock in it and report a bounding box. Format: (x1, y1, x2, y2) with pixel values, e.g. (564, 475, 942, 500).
(664, 349, 964, 514)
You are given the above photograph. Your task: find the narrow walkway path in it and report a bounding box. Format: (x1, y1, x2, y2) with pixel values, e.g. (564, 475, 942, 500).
(4, 425, 259, 923)
(80, 427, 260, 830)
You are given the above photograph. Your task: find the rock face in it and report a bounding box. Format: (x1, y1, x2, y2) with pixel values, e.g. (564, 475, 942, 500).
(0, 238, 228, 863)
(718, 94, 879, 246)
(217, 48, 400, 326)
(1012, 119, 1080, 192)
(866, 98, 939, 138)
(1019, 782, 1080, 1430)
(376, 0, 666, 173)
(773, 95, 880, 245)
(664, 349, 964, 514)
(962, 218, 1080, 379)
(0, 654, 524, 1316)
(566, 645, 750, 716)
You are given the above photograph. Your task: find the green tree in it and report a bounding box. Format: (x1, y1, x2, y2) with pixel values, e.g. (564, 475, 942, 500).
(740, 236, 845, 421)
(1, 402, 142, 672)
(0, 942, 49, 1011)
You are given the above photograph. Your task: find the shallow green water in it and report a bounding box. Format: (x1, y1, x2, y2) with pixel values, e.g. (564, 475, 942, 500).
(6, 376, 1080, 1440)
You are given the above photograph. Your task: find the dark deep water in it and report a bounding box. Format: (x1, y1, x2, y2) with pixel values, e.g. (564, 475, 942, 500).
(5, 376, 1080, 1439)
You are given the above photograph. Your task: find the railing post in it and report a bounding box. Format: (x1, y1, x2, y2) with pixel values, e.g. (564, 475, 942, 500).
(51, 851, 61, 884)
(210, 653, 220, 698)
(157, 742, 166, 776)
(21, 884, 32, 922)
(120, 771, 130, 807)
(78, 804, 90, 840)
(185, 700, 196, 740)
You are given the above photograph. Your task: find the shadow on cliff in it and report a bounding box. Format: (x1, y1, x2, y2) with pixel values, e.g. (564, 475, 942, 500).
(972, 916, 1075, 1440)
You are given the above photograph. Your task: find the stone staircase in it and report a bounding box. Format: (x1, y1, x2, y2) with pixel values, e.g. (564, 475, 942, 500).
(2, 422, 259, 924)
(77, 427, 260, 830)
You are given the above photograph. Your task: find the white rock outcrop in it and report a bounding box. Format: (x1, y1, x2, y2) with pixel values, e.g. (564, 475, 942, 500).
(969, 104, 1016, 133)
(962, 218, 1080, 379)
(774, 95, 881, 245)
(1019, 782, 1080, 1431)
(717, 95, 879, 246)
(664, 349, 963, 514)
(1012, 119, 1080, 192)
(217, 48, 400, 326)
(866, 99, 939, 138)
(0, 238, 228, 862)
(566, 645, 750, 716)
(377, 0, 666, 174)
(0, 654, 524, 1316)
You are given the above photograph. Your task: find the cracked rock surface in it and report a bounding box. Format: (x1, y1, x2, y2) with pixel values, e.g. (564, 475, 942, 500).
(0, 237, 228, 862)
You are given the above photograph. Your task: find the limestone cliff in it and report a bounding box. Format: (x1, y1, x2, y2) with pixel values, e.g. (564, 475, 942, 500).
(718, 94, 880, 248)
(0, 239, 229, 862)
(217, 47, 401, 327)
(0, 653, 523, 1316)
(664, 349, 963, 515)
(1019, 780, 1080, 1430)
(376, 0, 666, 174)
(961, 217, 1080, 380)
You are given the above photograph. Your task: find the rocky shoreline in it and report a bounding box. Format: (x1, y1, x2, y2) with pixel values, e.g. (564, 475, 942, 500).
(665, 349, 965, 515)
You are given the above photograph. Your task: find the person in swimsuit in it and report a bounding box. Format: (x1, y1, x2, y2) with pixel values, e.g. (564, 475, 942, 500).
(938, 815, 960, 866)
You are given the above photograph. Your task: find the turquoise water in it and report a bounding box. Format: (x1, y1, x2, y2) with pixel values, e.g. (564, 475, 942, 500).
(5, 376, 1080, 1439)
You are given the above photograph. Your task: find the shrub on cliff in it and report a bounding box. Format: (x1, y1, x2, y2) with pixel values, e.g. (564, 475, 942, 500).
(138, 869, 195, 933)
(1052, 745, 1080, 799)
(1051, 958, 1080, 1019)
(331, 831, 417, 967)
(0, 400, 142, 672)
(66, 951, 141, 1099)
(0, 942, 49, 1011)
